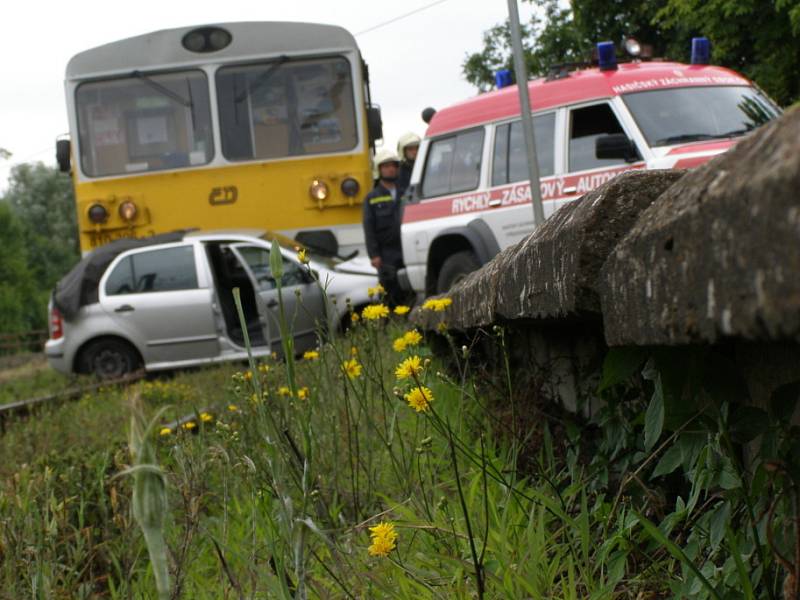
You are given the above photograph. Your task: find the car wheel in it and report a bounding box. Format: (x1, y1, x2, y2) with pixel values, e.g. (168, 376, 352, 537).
(79, 338, 140, 379)
(436, 251, 480, 294)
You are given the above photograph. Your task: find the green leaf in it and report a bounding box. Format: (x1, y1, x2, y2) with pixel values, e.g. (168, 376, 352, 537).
(634, 510, 723, 600)
(269, 239, 284, 279)
(598, 347, 648, 392)
(770, 381, 800, 422)
(644, 377, 665, 452)
(652, 442, 683, 478)
(708, 501, 730, 550)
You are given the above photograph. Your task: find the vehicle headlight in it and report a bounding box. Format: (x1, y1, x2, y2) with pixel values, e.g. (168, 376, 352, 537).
(309, 179, 329, 201)
(341, 177, 360, 197)
(119, 200, 138, 221)
(88, 203, 108, 224)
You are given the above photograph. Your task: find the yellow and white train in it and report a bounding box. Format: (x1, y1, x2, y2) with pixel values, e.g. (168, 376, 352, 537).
(58, 22, 382, 255)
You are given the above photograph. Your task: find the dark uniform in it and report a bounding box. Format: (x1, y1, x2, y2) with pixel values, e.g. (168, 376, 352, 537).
(363, 183, 404, 305)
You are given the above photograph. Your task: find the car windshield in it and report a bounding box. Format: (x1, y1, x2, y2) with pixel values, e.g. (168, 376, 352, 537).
(622, 85, 780, 147)
(258, 232, 339, 269)
(75, 70, 214, 177)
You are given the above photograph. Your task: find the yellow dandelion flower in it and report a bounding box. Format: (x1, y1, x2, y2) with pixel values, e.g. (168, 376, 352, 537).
(422, 297, 453, 312)
(342, 359, 363, 380)
(278, 386, 291, 397)
(271, 351, 278, 360)
(182, 421, 197, 431)
(362, 304, 390, 320)
(392, 337, 407, 352)
(227, 404, 239, 412)
(159, 427, 172, 436)
(297, 248, 309, 264)
(367, 283, 385, 297)
(395, 355, 423, 381)
(367, 521, 398, 557)
(350, 346, 359, 356)
(303, 350, 319, 360)
(297, 387, 310, 400)
(402, 329, 423, 347)
(394, 305, 410, 315)
(200, 412, 213, 423)
(258, 363, 270, 373)
(243, 370, 253, 381)
(436, 321, 448, 333)
(405, 386, 434, 412)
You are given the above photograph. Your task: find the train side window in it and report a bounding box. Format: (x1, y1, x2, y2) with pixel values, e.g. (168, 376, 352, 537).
(421, 129, 484, 198)
(493, 114, 555, 186)
(568, 103, 626, 172)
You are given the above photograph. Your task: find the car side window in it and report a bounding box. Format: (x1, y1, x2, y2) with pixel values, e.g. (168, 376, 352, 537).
(492, 113, 556, 186)
(235, 246, 307, 291)
(421, 129, 484, 198)
(568, 104, 626, 172)
(106, 246, 198, 295)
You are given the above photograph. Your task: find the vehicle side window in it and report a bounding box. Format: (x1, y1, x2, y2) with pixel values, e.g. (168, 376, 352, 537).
(235, 246, 307, 291)
(421, 129, 484, 198)
(106, 246, 198, 295)
(492, 113, 555, 186)
(568, 104, 626, 172)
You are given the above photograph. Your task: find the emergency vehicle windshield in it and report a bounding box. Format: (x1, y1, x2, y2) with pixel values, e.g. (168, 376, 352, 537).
(622, 85, 780, 147)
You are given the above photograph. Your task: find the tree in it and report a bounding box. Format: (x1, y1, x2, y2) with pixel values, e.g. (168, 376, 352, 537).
(0, 203, 37, 333)
(463, 0, 799, 106)
(1, 162, 79, 330)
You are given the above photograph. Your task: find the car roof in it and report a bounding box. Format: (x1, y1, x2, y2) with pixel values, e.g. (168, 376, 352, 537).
(425, 62, 751, 137)
(184, 228, 267, 241)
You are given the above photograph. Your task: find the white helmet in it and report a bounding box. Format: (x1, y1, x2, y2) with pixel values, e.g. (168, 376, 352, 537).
(397, 132, 421, 157)
(374, 148, 401, 167)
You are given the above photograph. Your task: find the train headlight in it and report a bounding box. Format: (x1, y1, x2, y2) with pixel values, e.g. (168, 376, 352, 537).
(119, 200, 138, 221)
(341, 177, 360, 197)
(88, 203, 108, 224)
(182, 27, 232, 53)
(309, 179, 329, 201)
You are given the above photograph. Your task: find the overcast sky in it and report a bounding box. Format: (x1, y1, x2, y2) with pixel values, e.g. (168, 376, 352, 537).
(0, 0, 535, 189)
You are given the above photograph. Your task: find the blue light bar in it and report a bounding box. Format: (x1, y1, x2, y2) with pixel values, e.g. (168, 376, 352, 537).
(691, 37, 711, 65)
(495, 69, 514, 89)
(597, 42, 617, 71)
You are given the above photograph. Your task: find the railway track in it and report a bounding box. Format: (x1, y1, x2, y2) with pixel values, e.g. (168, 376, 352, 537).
(0, 371, 145, 426)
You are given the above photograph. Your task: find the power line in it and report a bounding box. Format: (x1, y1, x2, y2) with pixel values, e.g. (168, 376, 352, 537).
(355, 0, 450, 36)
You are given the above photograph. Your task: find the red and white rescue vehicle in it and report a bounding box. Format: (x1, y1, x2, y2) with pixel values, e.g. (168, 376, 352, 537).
(401, 43, 780, 296)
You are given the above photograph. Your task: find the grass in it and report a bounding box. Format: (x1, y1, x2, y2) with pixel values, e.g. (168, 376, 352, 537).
(4, 256, 777, 598)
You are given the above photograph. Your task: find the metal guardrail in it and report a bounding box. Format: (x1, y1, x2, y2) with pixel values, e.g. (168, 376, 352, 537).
(0, 330, 48, 355)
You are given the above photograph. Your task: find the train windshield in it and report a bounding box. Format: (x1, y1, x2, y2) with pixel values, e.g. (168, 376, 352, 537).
(623, 85, 780, 147)
(75, 70, 214, 177)
(216, 56, 358, 161)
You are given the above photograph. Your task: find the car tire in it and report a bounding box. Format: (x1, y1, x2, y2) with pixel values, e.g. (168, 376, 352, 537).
(436, 250, 480, 294)
(78, 338, 140, 379)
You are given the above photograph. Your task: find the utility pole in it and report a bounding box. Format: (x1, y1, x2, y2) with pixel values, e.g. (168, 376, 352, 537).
(506, 0, 545, 227)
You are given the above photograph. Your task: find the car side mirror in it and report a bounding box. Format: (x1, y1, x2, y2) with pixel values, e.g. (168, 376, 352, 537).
(596, 133, 639, 162)
(56, 139, 71, 173)
(367, 105, 383, 145)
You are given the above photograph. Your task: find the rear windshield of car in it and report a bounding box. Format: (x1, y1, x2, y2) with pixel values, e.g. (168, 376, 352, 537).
(623, 85, 780, 147)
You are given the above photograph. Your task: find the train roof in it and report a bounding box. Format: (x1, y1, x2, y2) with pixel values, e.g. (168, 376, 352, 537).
(426, 62, 751, 137)
(66, 22, 359, 81)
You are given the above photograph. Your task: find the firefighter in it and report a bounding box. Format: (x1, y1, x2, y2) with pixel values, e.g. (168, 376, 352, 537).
(363, 149, 406, 306)
(396, 132, 420, 198)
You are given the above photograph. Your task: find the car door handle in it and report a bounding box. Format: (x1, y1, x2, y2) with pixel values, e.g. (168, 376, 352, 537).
(266, 299, 278, 309)
(488, 198, 502, 207)
(563, 186, 578, 194)
(114, 304, 135, 313)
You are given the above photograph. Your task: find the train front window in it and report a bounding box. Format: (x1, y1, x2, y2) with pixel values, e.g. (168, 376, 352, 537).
(216, 56, 358, 161)
(75, 70, 213, 177)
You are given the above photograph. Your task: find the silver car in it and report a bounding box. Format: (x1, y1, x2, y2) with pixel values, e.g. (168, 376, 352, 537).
(45, 230, 379, 378)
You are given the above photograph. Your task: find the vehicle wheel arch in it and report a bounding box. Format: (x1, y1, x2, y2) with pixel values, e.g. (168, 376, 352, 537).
(425, 220, 499, 296)
(74, 334, 144, 376)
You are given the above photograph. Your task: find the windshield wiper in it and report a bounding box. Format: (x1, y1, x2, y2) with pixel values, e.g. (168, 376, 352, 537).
(132, 71, 192, 108)
(654, 133, 717, 145)
(235, 55, 289, 103)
